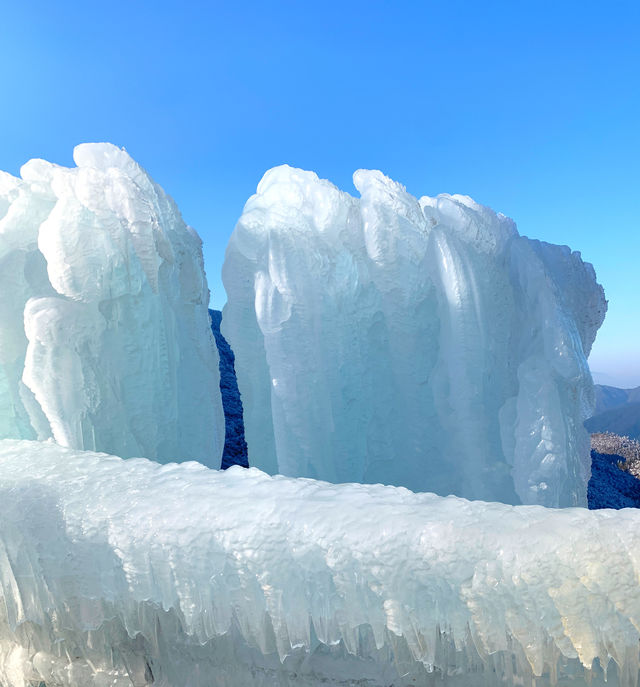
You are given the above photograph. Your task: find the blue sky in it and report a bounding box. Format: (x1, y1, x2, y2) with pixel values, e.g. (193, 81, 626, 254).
(1, 1, 638, 385)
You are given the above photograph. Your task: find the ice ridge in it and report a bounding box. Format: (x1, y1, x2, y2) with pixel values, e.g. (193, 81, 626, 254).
(0, 440, 639, 687)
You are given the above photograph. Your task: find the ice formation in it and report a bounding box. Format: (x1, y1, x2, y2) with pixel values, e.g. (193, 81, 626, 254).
(222, 166, 607, 506)
(0, 439, 639, 687)
(0, 144, 224, 466)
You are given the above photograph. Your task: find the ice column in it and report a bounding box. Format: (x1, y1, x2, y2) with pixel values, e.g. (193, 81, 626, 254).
(222, 166, 606, 505)
(0, 144, 224, 466)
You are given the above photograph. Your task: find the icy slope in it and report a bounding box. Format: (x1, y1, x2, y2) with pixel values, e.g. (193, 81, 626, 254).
(222, 166, 607, 506)
(0, 145, 224, 466)
(0, 440, 639, 687)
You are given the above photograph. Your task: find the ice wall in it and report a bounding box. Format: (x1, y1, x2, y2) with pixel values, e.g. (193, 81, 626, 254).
(0, 440, 638, 687)
(222, 166, 607, 506)
(0, 144, 224, 466)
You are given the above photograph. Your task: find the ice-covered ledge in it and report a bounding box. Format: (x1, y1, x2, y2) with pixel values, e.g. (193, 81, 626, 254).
(1, 440, 638, 687)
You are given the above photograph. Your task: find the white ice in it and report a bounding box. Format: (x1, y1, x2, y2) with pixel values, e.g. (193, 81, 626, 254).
(0, 440, 638, 687)
(222, 166, 607, 506)
(0, 144, 224, 466)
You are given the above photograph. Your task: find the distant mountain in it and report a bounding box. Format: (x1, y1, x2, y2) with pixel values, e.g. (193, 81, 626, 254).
(586, 402, 640, 440)
(586, 384, 640, 440)
(594, 384, 640, 414)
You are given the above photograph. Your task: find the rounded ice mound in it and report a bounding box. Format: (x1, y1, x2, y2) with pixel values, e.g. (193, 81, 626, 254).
(0, 144, 224, 466)
(73, 141, 145, 173)
(222, 166, 607, 506)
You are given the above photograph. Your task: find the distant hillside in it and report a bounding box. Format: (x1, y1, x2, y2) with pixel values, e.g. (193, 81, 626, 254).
(586, 384, 640, 440)
(586, 402, 640, 440)
(594, 384, 640, 414)
(589, 433, 640, 509)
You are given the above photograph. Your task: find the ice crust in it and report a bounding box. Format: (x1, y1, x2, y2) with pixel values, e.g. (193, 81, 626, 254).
(0, 440, 639, 687)
(0, 145, 224, 466)
(222, 166, 607, 506)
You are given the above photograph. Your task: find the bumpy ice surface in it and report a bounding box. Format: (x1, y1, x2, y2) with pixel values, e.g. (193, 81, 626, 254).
(0, 144, 224, 466)
(1, 440, 639, 687)
(222, 166, 606, 506)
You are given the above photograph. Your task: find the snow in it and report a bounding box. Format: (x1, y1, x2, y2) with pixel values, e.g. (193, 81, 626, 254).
(0, 144, 224, 466)
(222, 166, 607, 506)
(0, 439, 638, 687)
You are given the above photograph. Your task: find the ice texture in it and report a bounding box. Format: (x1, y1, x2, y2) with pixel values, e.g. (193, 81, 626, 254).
(0, 144, 224, 466)
(0, 440, 639, 687)
(222, 166, 607, 506)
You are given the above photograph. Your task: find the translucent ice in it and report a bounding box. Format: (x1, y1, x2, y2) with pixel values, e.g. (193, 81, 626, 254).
(0, 145, 224, 466)
(0, 440, 638, 687)
(222, 166, 606, 506)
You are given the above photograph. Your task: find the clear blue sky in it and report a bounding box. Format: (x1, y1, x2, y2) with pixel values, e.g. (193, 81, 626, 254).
(1, 1, 638, 385)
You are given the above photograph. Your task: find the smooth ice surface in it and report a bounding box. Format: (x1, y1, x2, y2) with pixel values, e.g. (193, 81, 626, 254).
(0, 144, 224, 466)
(1, 440, 639, 687)
(222, 166, 607, 506)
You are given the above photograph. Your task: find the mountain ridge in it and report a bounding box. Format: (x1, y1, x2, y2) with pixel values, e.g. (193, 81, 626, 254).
(587, 384, 640, 440)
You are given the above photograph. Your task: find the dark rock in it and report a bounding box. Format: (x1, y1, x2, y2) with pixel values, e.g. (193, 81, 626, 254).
(210, 309, 249, 469)
(588, 450, 640, 509)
